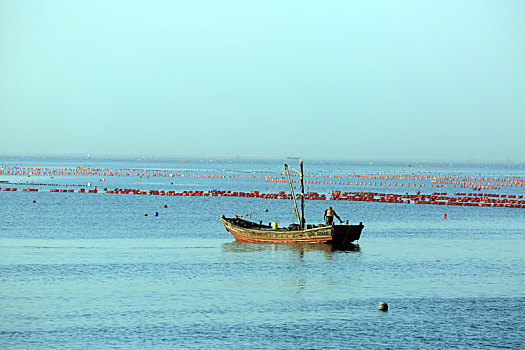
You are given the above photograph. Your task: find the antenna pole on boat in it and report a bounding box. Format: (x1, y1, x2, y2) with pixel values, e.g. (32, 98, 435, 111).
(300, 159, 305, 230)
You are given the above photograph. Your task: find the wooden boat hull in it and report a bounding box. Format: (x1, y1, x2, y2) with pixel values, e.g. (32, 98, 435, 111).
(221, 216, 364, 246)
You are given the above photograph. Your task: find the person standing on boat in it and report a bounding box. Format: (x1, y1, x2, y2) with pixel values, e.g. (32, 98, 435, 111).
(324, 207, 342, 225)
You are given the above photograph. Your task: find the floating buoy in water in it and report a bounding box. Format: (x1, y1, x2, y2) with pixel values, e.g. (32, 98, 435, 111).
(378, 302, 389, 311)
(144, 213, 148, 216)
(155, 212, 159, 216)
(443, 214, 447, 219)
(164, 205, 168, 208)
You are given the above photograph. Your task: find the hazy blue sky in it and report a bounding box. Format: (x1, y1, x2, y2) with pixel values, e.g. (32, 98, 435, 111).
(1, 0, 524, 161)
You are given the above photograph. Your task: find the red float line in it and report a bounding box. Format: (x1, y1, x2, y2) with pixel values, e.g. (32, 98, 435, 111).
(2, 186, 524, 208)
(330, 191, 525, 208)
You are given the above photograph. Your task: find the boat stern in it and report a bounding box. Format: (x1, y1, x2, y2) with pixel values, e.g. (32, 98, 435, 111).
(330, 222, 364, 246)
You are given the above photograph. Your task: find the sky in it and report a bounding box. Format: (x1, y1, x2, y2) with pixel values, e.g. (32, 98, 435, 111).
(1, 0, 524, 162)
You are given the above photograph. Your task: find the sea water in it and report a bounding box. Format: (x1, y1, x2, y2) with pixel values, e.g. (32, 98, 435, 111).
(0, 156, 524, 349)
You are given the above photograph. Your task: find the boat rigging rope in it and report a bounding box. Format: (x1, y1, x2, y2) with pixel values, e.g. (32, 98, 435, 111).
(241, 176, 281, 218)
(285, 165, 301, 225)
(262, 180, 280, 213)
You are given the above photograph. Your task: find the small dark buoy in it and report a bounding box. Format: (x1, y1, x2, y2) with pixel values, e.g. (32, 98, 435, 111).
(32, 200, 36, 203)
(164, 205, 168, 208)
(144, 214, 148, 216)
(378, 302, 389, 311)
(155, 212, 159, 217)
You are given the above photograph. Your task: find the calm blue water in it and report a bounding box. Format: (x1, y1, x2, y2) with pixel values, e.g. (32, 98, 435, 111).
(1, 156, 524, 349)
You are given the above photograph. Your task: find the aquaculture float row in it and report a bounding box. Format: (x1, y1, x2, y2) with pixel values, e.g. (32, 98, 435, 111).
(266, 175, 525, 190)
(2, 186, 524, 208)
(331, 191, 525, 208)
(2, 165, 524, 191)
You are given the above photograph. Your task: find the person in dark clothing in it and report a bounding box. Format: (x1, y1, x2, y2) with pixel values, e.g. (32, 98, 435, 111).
(324, 207, 342, 225)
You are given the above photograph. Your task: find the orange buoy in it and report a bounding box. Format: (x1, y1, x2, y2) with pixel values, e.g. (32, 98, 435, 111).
(443, 214, 447, 219)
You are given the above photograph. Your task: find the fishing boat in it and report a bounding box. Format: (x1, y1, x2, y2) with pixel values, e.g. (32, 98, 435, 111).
(220, 160, 364, 247)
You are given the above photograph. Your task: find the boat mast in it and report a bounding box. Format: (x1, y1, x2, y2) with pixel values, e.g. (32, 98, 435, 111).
(300, 160, 305, 229)
(284, 161, 306, 230)
(285, 164, 301, 226)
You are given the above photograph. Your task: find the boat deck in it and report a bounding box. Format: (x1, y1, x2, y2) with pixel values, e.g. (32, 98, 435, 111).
(223, 216, 329, 231)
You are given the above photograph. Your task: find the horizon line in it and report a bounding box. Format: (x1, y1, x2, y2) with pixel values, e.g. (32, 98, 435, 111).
(1, 152, 524, 166)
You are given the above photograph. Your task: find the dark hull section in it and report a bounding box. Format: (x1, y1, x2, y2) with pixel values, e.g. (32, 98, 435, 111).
(329, 224, 364, 247)
(221, 216, 364, 247)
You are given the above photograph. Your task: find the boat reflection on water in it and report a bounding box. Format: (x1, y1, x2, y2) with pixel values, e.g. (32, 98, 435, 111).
(222, 241, 361, 254)
(221, 241, 361, 293)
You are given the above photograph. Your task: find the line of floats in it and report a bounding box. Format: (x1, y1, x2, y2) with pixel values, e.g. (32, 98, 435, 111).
(2, 186, 524, 208)
(1, 164, 524, 208)
(2, 166, 524, 191)
(265, 175, 525, 191)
